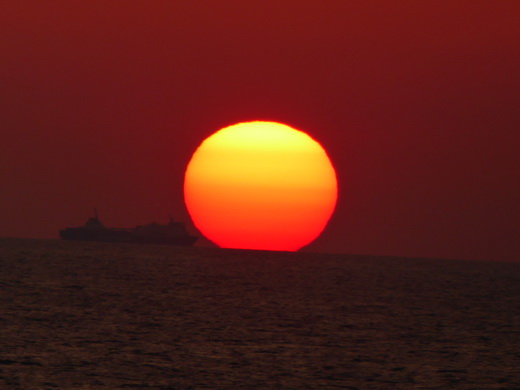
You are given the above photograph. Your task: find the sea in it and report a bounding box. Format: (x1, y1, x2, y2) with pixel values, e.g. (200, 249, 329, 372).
(1, 237, 519, 389)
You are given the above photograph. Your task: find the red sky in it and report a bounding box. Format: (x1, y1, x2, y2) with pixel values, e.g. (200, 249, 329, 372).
(1, 1, 519, 261)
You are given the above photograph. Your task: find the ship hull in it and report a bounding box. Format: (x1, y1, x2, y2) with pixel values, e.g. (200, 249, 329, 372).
(60, 228, 198, 246)
(59, 228, 198, 246)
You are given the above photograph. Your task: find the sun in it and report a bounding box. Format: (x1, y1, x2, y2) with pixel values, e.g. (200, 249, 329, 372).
(184, 121, 338, 251)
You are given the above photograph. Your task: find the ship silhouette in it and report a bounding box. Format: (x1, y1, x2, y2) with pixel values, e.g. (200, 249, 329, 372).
(59, 211, 198, 246)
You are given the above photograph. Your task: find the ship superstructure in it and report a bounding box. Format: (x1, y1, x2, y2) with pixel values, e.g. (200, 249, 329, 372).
(59, 213, 198, 246)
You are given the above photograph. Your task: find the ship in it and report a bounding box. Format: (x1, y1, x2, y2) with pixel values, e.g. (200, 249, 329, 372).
(59, 212, 198, 246)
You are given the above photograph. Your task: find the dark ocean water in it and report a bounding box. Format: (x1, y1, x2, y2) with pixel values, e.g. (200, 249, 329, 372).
(1, 237, 519, 389)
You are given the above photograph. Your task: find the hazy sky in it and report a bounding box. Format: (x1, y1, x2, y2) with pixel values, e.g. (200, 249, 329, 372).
(1, 1, 519, 261)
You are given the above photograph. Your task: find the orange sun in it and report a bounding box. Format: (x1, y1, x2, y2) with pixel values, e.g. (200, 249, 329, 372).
(184, 121, 338, 251)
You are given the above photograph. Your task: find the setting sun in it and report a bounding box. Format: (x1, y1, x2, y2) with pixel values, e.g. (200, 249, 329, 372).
(184, 121, 338, 251)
